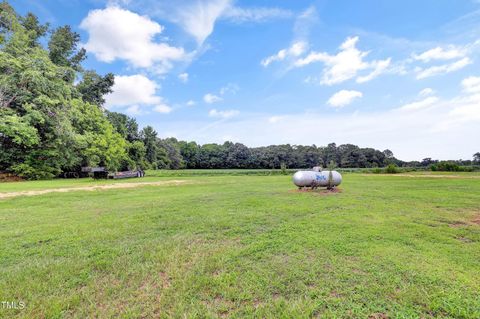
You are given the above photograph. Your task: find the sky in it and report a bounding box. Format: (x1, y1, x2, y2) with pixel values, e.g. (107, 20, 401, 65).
(10, 0, 480, 161)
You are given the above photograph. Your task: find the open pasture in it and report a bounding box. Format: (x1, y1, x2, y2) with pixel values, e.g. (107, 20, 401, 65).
(0, 172, 479, 318)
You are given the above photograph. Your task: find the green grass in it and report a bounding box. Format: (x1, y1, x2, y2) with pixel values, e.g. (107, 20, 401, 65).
(0, 172, 479, 318)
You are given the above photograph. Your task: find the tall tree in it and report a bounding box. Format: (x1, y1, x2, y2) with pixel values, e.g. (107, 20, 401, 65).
(0, 7, 126, 178)
(20, 12, 48, 47)
(48, 25, 86, 81)
(474, 152, 480, 164)
(77, 70, 114, 106)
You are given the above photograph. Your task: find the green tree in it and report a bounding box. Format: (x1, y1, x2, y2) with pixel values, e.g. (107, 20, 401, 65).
(128, 140, 147, 169)
(77, 70, 114, 106)
(20, 12, 49, 47)
(48, 25, 86, 82)
(158, 138, 184, 169)
(140, 126, 168, 168)
(70, 99, 128, 171)
(0, 6, 127, 178)
(179, 141, 199, 168)
(474, 152, 480, 164)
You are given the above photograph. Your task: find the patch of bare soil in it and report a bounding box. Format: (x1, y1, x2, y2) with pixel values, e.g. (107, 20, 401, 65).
(471, 214, 480, 225)
(456, 236, 474, 243)
(159, 271, 171, 289)
(289, 188, 343, 196)
(0, 180, 190, 200)
(368, 313, 388, 319)
(449, 212, 480, 227)
(449, 221, 468, 228)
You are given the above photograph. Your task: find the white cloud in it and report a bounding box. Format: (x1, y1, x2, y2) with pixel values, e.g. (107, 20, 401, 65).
(80, 6, 187, 72)
(186, 100, 196, 106)
(170, 0, 231, 45)
(356, 58, 391, 83)
(222, 6, 292, 23)
(208, 109, 239, 119)
(219, 83, 239, 95)
(203, 84, 238, 104)
(294, 36, 391, 85)
(413, 46, 466, 62)
(419, 88, 435, 96)
(154, 103, 173, 114)
(261, 41, 308, 67)
(416, 57, 472, 79)
(105, 74, 173, 114)
(327, 90, 363, 108)
(293, 6, 318, 40)
(143, 1, 292, 45)
(398, 96, 439, 111)
(268, 116, 284, 123)
(178, 73, 189, 83)
(461, 76, 480, 93)
(105, 74, 161, 107)
(125, 105, 142, 115)
(204, 93, 223, 104)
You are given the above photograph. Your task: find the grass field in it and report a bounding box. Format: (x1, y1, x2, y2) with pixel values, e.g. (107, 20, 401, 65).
(0, 171, 479, 318)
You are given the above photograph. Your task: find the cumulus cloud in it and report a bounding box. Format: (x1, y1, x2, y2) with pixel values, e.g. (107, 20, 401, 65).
(415, 57, 472, 79)
(209, 109, 239, 119)
(356, 58, 391, 83)
(105, 74, 161, 107)
(204, 93, 223, 104)
(80, 6, 187, 72)
(327, 90, 363, 108)
(261, 41, 308, 67)
(154, 103, 173, 113)
(411, 43, 474, 80)
(186, 100, 196, 106)
(178, 73, 189, 83)
(203, 83, 239, 104)
(413, 46, 466, 62)
(294, 36, 391, 85)
(461, 76, 480, 93)
(105, 74, 172, 114)
(125, 105, 142, 115)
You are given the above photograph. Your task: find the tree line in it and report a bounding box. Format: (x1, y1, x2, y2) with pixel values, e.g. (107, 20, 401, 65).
(0, 3, 478, 179)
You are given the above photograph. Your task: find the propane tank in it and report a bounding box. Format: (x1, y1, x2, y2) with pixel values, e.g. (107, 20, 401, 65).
(292, 170, 342, 188)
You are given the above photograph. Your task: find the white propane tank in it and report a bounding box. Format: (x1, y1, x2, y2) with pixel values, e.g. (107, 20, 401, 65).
(292, 170, 342, 188)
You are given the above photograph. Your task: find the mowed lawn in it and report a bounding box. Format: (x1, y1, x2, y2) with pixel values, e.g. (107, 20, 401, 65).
(0, 173, 479, 318)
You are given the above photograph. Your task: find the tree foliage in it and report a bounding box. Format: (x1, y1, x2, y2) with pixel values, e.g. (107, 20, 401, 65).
(0, 3, 127, 178)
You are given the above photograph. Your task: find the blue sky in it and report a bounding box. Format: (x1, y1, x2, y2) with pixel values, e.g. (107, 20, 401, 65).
(11, 0, 480, 160)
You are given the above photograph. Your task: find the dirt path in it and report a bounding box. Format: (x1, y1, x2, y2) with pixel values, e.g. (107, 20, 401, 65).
(0, 180, 190, 200)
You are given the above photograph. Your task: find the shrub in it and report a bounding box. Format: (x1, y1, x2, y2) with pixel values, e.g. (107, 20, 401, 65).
(431, 162, 460, 172)
(385, 164, 400, 174)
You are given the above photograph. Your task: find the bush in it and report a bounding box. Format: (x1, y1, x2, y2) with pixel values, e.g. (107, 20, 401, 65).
(431, 162, 460, 172)
(385, 164, 400, 174)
